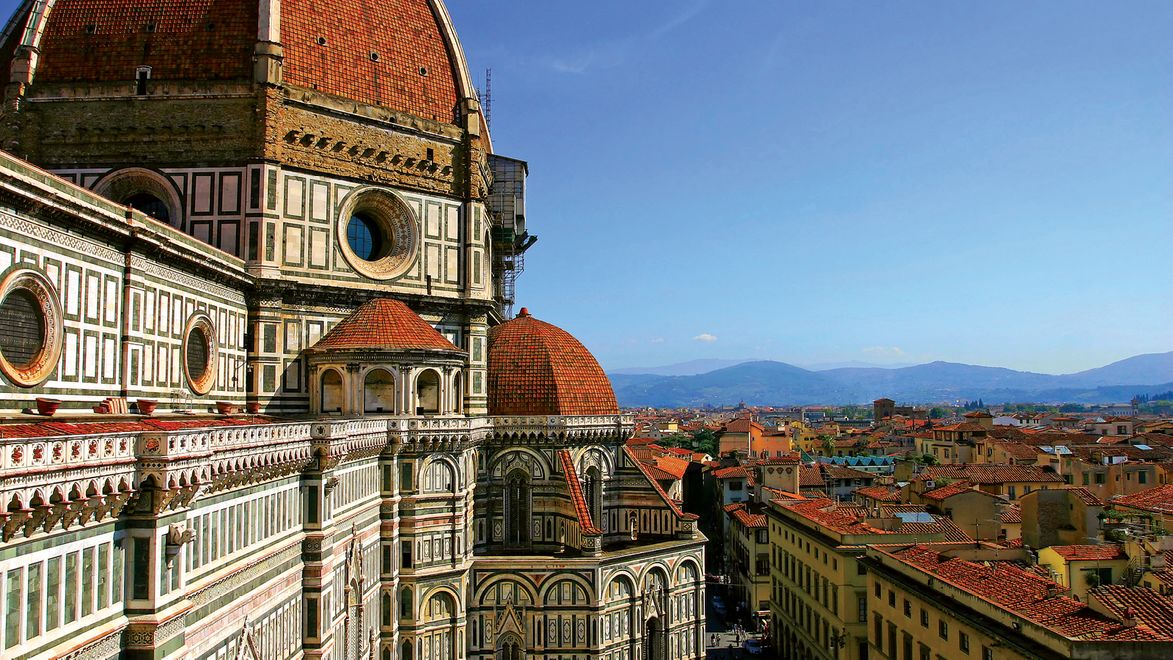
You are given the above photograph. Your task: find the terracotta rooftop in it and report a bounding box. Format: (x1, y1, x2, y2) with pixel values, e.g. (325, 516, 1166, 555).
(1089, 585, 1173, 639)
(309, 298, 462, 353)
(780, 499, 968, 540)
(731, 507, 766, 529)
(557, 450, 600, 535)
(622, 445, 698, 521)
(922, 481, 980, 501)
(487, 309, 618, 416)
(999, 505, 1023, 523)
(919, 464, 1064, 485)
(1112, 485, 1173, 516)
(880, 546, 1172, 642)
(8, 0, 466, 126)
(1049, 544, 1127, 562)
(855, 485, 902, 503)
(713, 466, 748, 480)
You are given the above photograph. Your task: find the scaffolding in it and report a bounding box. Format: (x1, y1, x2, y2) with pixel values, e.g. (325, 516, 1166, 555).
(486, 153, 536, 317)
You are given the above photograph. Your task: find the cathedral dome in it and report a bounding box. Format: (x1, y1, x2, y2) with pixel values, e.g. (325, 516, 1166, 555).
(2, 0, 473, 125)
(487, 308, 619, 417)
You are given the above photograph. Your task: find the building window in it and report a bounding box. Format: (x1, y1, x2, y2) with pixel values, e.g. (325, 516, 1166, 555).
(183, 314, 217, 395)
(920, 609, 929, 628)
(1094, 473, 1105, 485)
(857, 594, 867, 623)
(1139, 471, 1148, 484)
(938, 620, 949, 640)
(346, 213, 384, 261)
(504, 471, 531, 547)
(336, 188, 419, 280)
(960, 631, 970, 653)
(888, 591, 896, 607)
(400, 463, 413, 491)
(0, 269, 63, 388)
(903, 599, 912, 617)
(874, 583, 881, 598)
(729, 481, 743, 491)
(125, 192, 170, 222)
(982, 646, 993, 660)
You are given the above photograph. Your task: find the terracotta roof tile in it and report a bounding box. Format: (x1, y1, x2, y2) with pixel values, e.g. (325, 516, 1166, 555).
(855, 485, 902, 503)
(920, 464, 1064, 485)
(622, 445, 698, 521)
(487, 309, 618, 416)
(309, 298, 462, 353)
(713, 466, 748, 480)
(557, 450, 600, 535)
(731, 508, 766, 529)
(26, 0, 256, 84)
(1112, 485, 1173, 516)
(881, 546, 1173, 642)
(1050, 545, 1127, 562)
(1090, 585, 1173, 638)
(281, 0, 460, 123)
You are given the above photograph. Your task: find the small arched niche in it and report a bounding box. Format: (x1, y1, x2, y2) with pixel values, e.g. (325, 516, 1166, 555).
(364, 368, 397, 414)
(321, 368, 345, 413)
(452, 371, 465, 415)
(415, 369, 441, 415)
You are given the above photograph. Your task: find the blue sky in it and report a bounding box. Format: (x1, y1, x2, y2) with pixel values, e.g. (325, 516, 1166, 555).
(447, 1, 1173, 374)
(1, 1, 1169, 374)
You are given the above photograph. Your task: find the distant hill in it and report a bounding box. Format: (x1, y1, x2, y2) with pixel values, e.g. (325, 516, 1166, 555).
(1063, 352, 1173, 387)
(608, 351, 1173, 407)
(609, 358, 754, 376)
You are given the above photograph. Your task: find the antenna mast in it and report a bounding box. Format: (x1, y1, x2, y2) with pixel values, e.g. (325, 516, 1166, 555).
(484, 68, 493, 130)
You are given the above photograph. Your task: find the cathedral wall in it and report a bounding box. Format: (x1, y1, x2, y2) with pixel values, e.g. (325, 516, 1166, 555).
(0, 164, 250, 412)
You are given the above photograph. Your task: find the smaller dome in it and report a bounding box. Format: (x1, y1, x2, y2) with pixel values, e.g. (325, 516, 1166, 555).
(487, 308, 618, 416)
(309, 298, 462, 353)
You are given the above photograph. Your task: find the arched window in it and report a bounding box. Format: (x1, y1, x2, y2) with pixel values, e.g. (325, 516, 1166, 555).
(321, 369, 345, 413)
(452, 371, 465, 415)
(364, 369, 396, 413)
(416, 369, 440, 414)
(504, 470, 531, 548)
(401, 641, 413, 660)
(124, 192, 171, 223)
(645, 617, 665, 660)
(584, 466, 602, 525)
(496, 634, 524, 660)
(399, 587, 413, 620)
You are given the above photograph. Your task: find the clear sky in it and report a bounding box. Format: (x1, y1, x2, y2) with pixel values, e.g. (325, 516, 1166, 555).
(1, 1, 1169, 375)
(446, 1, 1173, 374)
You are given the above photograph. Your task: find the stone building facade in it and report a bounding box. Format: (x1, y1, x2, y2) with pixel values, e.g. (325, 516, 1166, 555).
(0, 2, 705, 659)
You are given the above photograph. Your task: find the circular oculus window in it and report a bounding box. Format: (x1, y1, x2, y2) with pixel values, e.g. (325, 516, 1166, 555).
(336, 188, 419, 281)
(183, 314, 217, 395)
(0, 269, 63, 388)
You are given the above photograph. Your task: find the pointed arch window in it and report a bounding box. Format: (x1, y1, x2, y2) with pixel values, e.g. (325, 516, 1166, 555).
(504, 471, 531, 548)
(584, 466, 602, 526)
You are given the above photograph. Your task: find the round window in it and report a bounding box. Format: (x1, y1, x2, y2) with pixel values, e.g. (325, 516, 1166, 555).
(0, 269, 63, 388)
(0, 289, 45, 369)
(346, 213, 386, 261)
(183, 314, 217, 395)
(336, 188, 419, 280)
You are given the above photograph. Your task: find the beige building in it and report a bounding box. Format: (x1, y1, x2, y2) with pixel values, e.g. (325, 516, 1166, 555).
(864, 544, 1173, 659)
(765, 497, 969, 659)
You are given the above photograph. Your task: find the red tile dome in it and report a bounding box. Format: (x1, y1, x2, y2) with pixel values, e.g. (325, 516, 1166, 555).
(487, 308, 619, 417)
(3, 0, 472, 125)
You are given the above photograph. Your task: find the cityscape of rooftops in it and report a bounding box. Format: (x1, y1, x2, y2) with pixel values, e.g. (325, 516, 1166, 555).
(0, 1, 1168, 659)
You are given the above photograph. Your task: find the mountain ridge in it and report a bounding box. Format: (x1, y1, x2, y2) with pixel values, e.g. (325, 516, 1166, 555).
(608, 351, 1173, 407)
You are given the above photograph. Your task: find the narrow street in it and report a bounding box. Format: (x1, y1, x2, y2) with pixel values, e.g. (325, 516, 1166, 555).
(704, 585, 765, 659)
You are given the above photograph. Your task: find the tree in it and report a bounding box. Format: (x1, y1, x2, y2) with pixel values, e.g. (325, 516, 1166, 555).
(691, 429, 717, 456)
